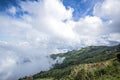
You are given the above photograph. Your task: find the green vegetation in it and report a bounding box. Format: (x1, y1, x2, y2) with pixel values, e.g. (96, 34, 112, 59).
(19, 44, 120, 80)
(51, 45, 120, 69)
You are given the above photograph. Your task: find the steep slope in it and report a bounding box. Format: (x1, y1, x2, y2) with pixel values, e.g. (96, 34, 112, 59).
(19, 44, 120, 80)
(51, 44, 120, 69)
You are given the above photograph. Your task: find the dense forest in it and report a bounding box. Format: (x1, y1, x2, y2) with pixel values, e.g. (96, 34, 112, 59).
(19, 44, 120, 80)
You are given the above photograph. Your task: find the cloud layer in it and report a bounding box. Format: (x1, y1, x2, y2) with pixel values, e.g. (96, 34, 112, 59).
(0, 0, 120, 80)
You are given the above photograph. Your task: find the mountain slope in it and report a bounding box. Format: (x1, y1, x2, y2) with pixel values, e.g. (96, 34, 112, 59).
(51, 44, 120, 69)
(19, 44, 120, 80)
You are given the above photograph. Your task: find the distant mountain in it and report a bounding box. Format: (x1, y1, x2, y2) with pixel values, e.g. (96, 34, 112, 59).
(19, 44, 120, 80)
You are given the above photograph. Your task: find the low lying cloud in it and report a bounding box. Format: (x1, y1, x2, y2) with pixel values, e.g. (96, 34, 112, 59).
(0, 0, 120, 80)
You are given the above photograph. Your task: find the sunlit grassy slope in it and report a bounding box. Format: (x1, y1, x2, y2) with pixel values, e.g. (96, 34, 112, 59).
(19, 44, 120, 80)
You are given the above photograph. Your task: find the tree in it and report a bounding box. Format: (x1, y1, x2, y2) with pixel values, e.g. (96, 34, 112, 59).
(117, 53, 120, 61)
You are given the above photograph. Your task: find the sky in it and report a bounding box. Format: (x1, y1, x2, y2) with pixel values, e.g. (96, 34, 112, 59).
(0, 0, 120, 80)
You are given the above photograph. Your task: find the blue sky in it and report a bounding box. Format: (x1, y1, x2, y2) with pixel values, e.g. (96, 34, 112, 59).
(63, 0, 103, 20)
(0, 0, 103, 20)
(0, 0, 120, 80)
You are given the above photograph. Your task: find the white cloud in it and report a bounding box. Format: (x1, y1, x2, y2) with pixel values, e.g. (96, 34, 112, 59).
(94, 0, 120, 18)
(21, 0, 75, 40)
(108, 33, 120, 42)
(94, 0, 120, 37)
(8, 6, 17, 15)
(74, 16, 103, 36)
(0, 0, 120, 80)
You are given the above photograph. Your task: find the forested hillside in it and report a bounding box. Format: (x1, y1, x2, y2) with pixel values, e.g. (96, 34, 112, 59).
(19, 44, 120, 80)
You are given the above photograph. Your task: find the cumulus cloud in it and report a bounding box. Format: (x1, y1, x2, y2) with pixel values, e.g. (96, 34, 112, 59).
(0, 0, 120, 80)
(94, 0, 120, 34)
(74, 16, 103, 36)
(94, 0, 120, 18)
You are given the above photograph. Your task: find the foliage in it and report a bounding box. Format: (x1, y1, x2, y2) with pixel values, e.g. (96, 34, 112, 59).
(19, 44, 120, 80)
(51, 44, 120, 69)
